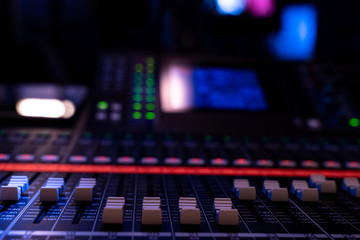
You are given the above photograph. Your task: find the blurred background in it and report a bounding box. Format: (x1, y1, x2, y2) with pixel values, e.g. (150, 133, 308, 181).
(1, 0, 360, 133)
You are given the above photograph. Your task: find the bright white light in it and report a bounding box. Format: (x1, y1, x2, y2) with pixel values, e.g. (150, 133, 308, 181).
(16, 98, 76, 118)
(161, 65, 193, 113)
(216, 0, 247, 15)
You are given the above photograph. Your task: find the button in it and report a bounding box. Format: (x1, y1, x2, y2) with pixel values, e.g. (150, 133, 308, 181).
(95, 112, 107, 121)
(233, 158, 251, 167)
(278, 159, 297, 168)
(256, 159, 274, 167)
(291, 180, 318, 202)
(69, 155, 87, 163)
(164, 157, 182, 165)
(16, 154, 35, 162)
(111, 102, 122, 111)
(142, 197, 162, 225)
(342, 178, 360, 198)
(74, 178, 96, 201)
(324, 160, 341, 169)
(0, 176, 29, 201)
(41, 155, 59, 162)
(233, 179, 256, 200)
(110, 112, 121, 122)
(301, 160, 319, 168)
(211, 158, 228, 166)
(346, 161, 360, 169)
(94, 156, 111, 164)
(117, 156, 135, 164)
(309, 174, 337, 193)
(179, 197, 200, 225)
(102, 197, 125, 224)
(262, 180, 288, 202)
(188, 158, 205, 166)
(0, 153, 10, 161)
(40, 178, 65, 202)
(214, 198, 239, 226)
(141, 157, 159, 165)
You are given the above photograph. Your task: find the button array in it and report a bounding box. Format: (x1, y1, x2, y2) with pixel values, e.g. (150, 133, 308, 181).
(233, 179, 256, 200)
(213, 198, 239, 225)
(178, 197, 200, 225)
(142, 197, 162, 225)
(291, 180, 318, 202)
(102, 197, 125, 224)
(40, 178, 65, 202)
(262, 180, 288, 202)
(74, 178, 96, 201)
(0, 176, 29, 201)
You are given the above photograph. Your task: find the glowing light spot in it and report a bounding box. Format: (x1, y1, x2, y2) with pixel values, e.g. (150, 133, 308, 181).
(349, 118, 360, 127)
(269, 4, 317, 60)
(132, 112, 142, 119)
(146, 103, 155, 111)
(133, 103, 142, 110)
(97, 101, 108, 110)
(16, 98, 76, 119)
(145, 112, 155, 120)
(247, 0, 275, 18)
(133, 95, 143, 102)
(216, 0, 247, 15)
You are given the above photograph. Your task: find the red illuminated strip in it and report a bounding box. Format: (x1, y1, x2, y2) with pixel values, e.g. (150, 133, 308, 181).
(0, 163, 359, 178)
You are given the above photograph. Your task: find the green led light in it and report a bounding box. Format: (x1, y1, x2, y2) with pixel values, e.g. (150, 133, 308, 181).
(133, 95, 143, 102)
(135, 63, 143, 72)
(147, 73, 154, 78)
(146, 57, 155, 65)
(132, 112, 142, 119)
(146, 103, 155, 111)
(133, 86, 143, 94)
(349, 118, 360, 127)
(146, 87, 155, 94)
(145, 112, 155, 120)
(97, 101, 108, 110)
(146, 78, 155, 86)
(204, 134, 212, 142)
(134, 78, 143, 85)
(133, 103, 142, 110)
(146, 95, 155, 102)
(147, 65, 154, 72)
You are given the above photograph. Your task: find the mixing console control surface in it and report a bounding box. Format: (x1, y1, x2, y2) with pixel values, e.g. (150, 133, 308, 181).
(0, 173, 359, 239)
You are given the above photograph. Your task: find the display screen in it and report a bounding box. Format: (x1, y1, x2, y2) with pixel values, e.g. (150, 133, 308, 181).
(161, 65, 268, 113)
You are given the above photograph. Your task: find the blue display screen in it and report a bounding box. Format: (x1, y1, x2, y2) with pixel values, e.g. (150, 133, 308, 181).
(192, 68, 268, 111)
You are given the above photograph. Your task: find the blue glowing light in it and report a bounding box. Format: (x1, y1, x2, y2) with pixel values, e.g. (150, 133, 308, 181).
(270, 4, 317, 60)
(216, 0, 247, 15)
(193, 68, 268, 111)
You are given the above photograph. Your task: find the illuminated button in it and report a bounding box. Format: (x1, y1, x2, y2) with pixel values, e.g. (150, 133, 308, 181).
(278, 159, 297, 168)
(164, 157, 182, 165)
(16, 154, 35, 162)
(0, 153, 10, 161)
(0, 176, 29, 201)
(233, 158, 251, 167)
(324, 160, 341, 169)
(117, 156, 135, 164)
(41, 154, 59, 162)
(346, 161, 360, 169)
(188, 158, 205, 166)
(214, 198, 239, 226)
(309, 174, 336, 193)
(262, 180, 288, 202)
(142, 197, 162, 225)
(342, 178, 360, 198)
(211, 158, 228, 166)
(94, 156, 111, 164)
(69, 155, 87, 163)
(74, 178, 96, 201)
(40, 178, 65, 202)
(301, 160, 319, 168)
(111, 102, 122, 111)
(233, 179, 256, 200)
(179, 197, 200, 225)
(103, 197, 125, 224)
(291, 180, 318, 202)
(95, 112, 107, 121)
(110, 112, 121, 122)
(256, 159, 274, 167)
(141, 157, 159, 165)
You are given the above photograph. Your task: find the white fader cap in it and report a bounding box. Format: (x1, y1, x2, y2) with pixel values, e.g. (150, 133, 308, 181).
(0, 176, 29, 201)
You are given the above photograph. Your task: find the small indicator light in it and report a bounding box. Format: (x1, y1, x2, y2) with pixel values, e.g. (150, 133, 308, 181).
(97, 101, 108, 110)
(132, 112, 142, 119)
(146, 57, 155, 65)
(146, 103, 155, 111)
(133, 103, 142, 110)
(349, 118, 360, 127)
(145, 112, 155, 120)
(133, 95, 143, 102)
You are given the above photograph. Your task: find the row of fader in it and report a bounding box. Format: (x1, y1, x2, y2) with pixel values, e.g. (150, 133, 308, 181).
(102, 197, 239, 225)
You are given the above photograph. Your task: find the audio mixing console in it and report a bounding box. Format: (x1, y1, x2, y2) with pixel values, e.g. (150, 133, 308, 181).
(0, 128, 360, 239)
